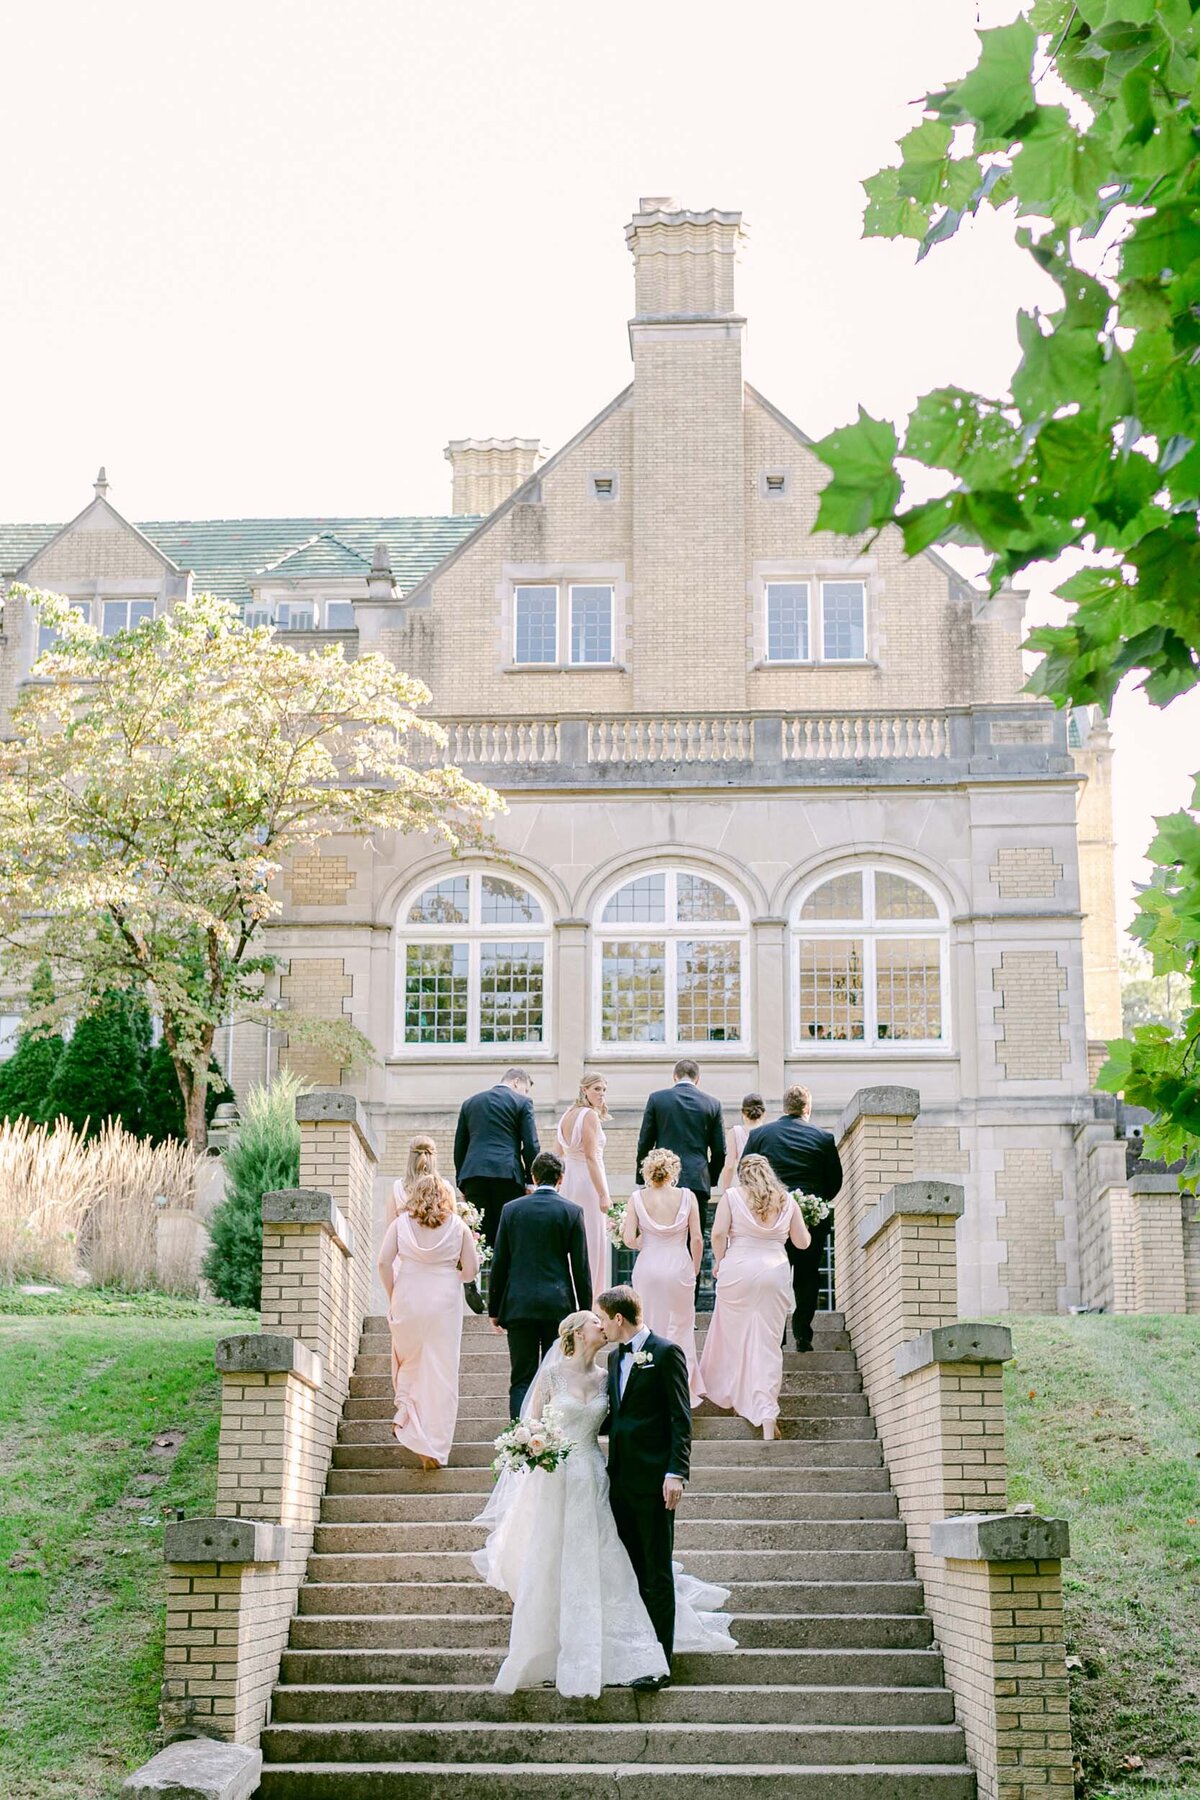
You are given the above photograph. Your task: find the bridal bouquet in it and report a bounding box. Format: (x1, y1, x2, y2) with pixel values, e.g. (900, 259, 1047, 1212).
(791, 1190, 833, 1228)
(605, 1196, 628, 1245)
(491, 1417, 573, 1478)
(454, 1193, 491, 1268)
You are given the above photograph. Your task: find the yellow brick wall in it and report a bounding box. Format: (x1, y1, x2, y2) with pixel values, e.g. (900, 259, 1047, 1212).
(989, 846, 1062, 900)
(278, 958, 353, 1086)
(1184, 1201, 1200, 1313)
(286, 852, 357, 908)
(993, 951, 1069, 1081)
(913, 1124, 970, 1174)
(25, 522, 165, 582)
(997, 1147, 1064, 1312)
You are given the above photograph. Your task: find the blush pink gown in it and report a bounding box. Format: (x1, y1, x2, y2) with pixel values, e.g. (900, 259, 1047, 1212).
(556, 1108, 610, 1298)
(629, 1187, 704, 1406)
(699, 1187, 801, 1429)
(377, 1210, 470, 1465)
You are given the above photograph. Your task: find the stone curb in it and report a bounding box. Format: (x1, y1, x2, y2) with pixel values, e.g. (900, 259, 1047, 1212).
(836, 1087, 921, 1142)
(1128, 1171, 1182, 1195)
(860, 1180, 964, 1250)
(930, 1510, 1070, 1563)
(214, 1332, 323, 1389)
(164, 1517, 289, 1565)
(261, 1187, 354, 1256)
(296, 1089, 379, 1161)
(896, 1321, 1013, 1378)
(121, 1738, 262, 1800)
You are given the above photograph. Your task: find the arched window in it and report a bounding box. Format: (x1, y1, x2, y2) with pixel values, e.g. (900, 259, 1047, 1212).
(594, 869, 748, 1049)
(791, 865, 948, 1050)
(397, 871, 549, 1051)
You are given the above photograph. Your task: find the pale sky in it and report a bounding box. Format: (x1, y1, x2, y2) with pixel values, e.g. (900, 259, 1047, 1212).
(3, 0, 1195, 933)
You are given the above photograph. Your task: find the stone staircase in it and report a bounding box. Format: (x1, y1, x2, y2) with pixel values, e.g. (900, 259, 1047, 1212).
(257, 1311, 976, 1797)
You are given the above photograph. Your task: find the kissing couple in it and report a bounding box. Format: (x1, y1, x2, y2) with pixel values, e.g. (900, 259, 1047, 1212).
(472, 1286, 737, 1697)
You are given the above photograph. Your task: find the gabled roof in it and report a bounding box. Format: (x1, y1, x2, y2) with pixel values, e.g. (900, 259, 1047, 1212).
(257, 532, 372, 581)
(15, 492, 182, 580)
(0, 514, 482, 606)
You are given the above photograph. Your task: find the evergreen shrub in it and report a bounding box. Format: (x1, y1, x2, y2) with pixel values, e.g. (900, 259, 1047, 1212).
(203, 1072, 305, 1309)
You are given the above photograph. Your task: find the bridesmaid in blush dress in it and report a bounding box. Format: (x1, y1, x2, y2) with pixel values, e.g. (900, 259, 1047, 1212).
(718, 1093, 766, 1193)
(622, 1146, 705, 1405)
(556, 1072, 612, 1298)
(700, 1154, 810, 1441)
(376, 1173, 478, 1471)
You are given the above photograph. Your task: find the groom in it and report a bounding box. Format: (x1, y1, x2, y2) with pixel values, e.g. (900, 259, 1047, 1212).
(596, 1285, 691, 1690)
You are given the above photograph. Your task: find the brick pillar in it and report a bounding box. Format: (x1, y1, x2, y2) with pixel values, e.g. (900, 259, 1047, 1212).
(160, 1092, 377, 1747)
(835, 1087, 1073, 1800)
(1129, 1172, 1188, 1312)
(930, 1514, 1073, 1800)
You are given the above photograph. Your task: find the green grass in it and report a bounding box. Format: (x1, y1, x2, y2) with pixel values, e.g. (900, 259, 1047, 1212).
(0, 1298, 256, 1800)
(1003, 1314, 1200, 1800)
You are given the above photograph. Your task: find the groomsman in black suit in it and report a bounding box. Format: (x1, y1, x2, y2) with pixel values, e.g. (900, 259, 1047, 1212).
(487, 1150, 592, 1418)
(745, 1084, 843, 1352)
(597, 1284, 692, 1688)
(634, 1058, 726, 1217)
(453, 1067, 540, 1250)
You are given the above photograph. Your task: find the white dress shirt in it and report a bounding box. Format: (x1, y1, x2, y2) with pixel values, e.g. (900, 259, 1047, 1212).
(617, 1324, 651, 1400)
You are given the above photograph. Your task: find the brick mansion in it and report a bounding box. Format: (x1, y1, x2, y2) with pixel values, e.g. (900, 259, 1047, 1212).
(1, 198, 1143, 1318)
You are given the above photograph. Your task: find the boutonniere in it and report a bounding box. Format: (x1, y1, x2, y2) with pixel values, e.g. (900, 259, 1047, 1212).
(631, 1349, 654, 1369)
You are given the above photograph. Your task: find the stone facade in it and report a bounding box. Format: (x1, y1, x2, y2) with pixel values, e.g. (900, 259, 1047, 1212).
(0, 198, 1134, 1316)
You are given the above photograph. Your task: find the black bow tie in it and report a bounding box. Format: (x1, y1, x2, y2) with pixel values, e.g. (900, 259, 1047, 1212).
(618, 1342, 634, 1358)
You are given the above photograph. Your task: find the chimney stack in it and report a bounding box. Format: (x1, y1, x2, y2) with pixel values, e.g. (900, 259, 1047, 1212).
(444, 437, 546, 516)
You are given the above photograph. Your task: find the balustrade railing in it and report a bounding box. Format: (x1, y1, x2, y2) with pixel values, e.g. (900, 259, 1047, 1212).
(784, 713, 949, 760)
(587, 717, 755, 762)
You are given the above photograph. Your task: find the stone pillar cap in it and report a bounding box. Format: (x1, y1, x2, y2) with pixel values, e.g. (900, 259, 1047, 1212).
(837, 1087, 921, 1140)
(121, 1738, 262, 1800)
(930, 1511, 1070, 1562)
(295, 1090, 379, 1160)
(860, 1179, 964, 1250)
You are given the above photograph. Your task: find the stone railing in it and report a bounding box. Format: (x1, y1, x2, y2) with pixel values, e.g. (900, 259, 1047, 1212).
(784, 712, 950, 760)
(835, 1086, 1072, 1800)
(153, 1092, 377, 1764)
(587, 716, 754, 762)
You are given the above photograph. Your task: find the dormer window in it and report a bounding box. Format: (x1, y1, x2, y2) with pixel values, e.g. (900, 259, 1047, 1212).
(102, 599, 155, 636)
(277, 601, 315, 632)
(325, 602, 355, 630)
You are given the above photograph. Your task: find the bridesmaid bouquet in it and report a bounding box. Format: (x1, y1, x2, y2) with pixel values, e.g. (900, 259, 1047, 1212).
(491, 1417, 574, 1478)
(791, 1190, 833, 1228)
(605, 1196, 628, 1245)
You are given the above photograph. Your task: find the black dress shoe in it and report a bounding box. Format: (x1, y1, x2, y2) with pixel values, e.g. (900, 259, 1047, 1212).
(630, 1674, 670, 1692)
(793, 1335, 813, 1353)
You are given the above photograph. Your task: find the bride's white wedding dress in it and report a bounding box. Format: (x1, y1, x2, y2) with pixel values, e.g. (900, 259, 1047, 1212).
(472, 1363, 736, 1697)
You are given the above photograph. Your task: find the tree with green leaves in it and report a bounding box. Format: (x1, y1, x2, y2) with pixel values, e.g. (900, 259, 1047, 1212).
(43, 987, 149, 1137)
(0, 961, 64, 1125)
(141, 1040, 233, 1146)
(813, 1, 1200, 1181)
(0, 591, 500, 1152)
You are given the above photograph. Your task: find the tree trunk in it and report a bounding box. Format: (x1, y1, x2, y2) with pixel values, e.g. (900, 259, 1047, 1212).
(183, 1070, 209, 1155)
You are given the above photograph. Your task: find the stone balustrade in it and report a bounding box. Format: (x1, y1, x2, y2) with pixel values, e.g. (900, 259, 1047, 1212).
(587, 715, 755, 762)
(784, 711, 950, 760)
(836, 1085, 1073, 1800)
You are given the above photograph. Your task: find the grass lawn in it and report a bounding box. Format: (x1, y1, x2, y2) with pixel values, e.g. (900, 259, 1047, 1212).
(0, 1287, 256, 1800)
(1004, 1314, 1200, 1800)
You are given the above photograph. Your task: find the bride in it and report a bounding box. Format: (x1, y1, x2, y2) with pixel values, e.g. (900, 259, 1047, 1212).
(472, 1309, 736, 1697)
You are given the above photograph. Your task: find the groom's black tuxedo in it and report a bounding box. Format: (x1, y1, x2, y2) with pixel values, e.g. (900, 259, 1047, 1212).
(489, 1185, 591, 1418)
(634, 1081, 725, 1202)
(605, 1329, 692, 1664)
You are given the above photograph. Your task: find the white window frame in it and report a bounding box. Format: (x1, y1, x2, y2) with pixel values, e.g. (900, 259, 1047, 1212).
(36, 597, 93, 656)
(394, 868, 553, 1057)
(755, 561, 875, 667)
(789, 862, 950, 1055)
(502, 563, 628, 672)
(101, 598, 156, 636)
(592, 867, 751, 1056)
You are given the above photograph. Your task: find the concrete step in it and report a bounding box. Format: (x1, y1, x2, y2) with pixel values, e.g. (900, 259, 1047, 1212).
(324, 1463, 893, 1496)
(318, 1491, 900, 1524)
(336, 1416, 879, 1446)
(280, 1646, 948, 1690)
(304, 1549, 915, 1585)
(260, 1720, 967, 1766)
(350, 1367, 863, 1395)
(259, 1762, 974, 1798)
(311, 1520, 908, 1556)
(330, 1438, 886, 1470)
(269, 1681, 955, 1727)
(355, 1349, 859, 1377)
(288, 1611, 918, 1653)
(366, 1312, 850, 1336)
(295, 1585, 930, 1631)
(344, 1392, 872, 1422)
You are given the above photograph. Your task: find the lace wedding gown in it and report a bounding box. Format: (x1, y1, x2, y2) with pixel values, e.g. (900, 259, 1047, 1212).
(472, 1367, 736, 1696)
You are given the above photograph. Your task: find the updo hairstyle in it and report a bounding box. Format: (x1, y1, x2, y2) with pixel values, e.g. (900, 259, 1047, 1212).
(641, 1146, 682, 1188)
(558, 1309, 594, 1359)
(407, 1173, 455, 1229)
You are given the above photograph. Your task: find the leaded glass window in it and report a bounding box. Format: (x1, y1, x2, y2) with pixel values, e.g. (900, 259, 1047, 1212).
(398, 871, 548, 1051)
(596, 869, 747, 1048)
(792, 866, 947, 1049)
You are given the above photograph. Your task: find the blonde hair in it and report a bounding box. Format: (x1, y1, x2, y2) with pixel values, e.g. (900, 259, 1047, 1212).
(737, 1153, 790, 1224)
(641, 1146, 681, 1188)
(577, 1071, 611, 1120)
(407, 1173, 455, 1229)
(558, 1309, 595, 1358)
(406, 1135, 438, 1187)
(783, 1084, 813, 1119)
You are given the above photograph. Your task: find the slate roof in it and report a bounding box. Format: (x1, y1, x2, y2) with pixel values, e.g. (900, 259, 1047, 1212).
(0, 515, 483, 605)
